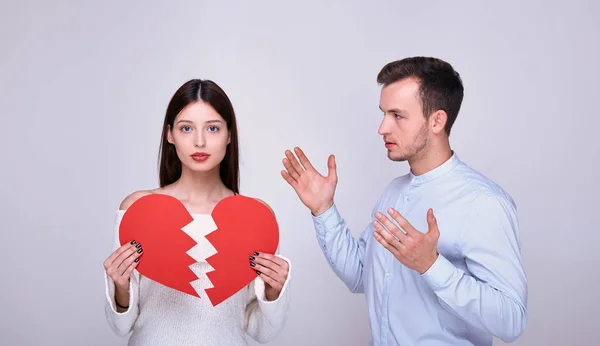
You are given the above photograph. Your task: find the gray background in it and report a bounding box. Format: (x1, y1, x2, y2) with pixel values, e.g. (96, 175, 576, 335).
(1, 0, 598, 345)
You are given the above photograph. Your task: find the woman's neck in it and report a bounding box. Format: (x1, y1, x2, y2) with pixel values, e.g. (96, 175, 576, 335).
(167, 166, 231, 205)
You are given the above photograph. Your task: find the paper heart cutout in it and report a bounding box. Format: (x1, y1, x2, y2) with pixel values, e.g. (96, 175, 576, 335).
(118, 193, 279, 306)
(204, 195, 279, 306)
(118, 193, 199, 297)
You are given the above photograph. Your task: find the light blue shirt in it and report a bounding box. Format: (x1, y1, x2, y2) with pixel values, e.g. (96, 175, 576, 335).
(312, 153, 527, 346)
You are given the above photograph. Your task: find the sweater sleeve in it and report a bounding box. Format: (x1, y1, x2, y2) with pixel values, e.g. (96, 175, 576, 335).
(243, 254, 292, 343)
(103, 211, 141, 336)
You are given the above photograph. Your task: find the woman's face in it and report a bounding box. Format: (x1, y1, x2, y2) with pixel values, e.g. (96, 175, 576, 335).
(167, 101, 230, 173)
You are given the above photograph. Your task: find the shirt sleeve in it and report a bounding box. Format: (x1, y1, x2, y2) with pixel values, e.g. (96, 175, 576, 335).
(420, 193, 528, 342)
(311, 204, 373, 293)
(243, 254, 292, 343)
(103, 211, 141, 336)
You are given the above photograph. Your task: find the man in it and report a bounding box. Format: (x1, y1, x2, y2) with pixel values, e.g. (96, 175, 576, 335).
(281, 56, 527, 345)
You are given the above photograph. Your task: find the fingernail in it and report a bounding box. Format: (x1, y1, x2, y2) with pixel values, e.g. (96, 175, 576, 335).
(256, 271, 261, 275)
(253, 252, 259, 256)
(250, 262, 256, 267)
(134, 258, 139, 262)
(137, 248, 142, 253)
(388, 208, 394, 214)
(136, 244, 142, 248)
(249, 256, 255, 260)
(130, 240, 136, 245)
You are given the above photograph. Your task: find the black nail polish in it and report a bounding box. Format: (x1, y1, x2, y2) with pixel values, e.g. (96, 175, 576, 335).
(137, 248, 143, 253)
(250, 262, 255, 267)
(130, 240, 136, 245)
(253, 252, 259, 256)
(134, 258, 139, 262)
(136, 243, 142, 248)
(256, 271, 261, 275)
(249, 256, 255, 260)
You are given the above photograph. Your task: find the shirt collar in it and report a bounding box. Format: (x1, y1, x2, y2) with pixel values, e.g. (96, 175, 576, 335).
(409, 152, 460, 185)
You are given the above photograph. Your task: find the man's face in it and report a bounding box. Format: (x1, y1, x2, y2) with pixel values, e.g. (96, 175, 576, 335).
(378, 77, 430, 162)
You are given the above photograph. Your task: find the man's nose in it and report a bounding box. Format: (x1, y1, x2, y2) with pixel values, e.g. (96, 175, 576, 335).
(378, 117, 391, 136)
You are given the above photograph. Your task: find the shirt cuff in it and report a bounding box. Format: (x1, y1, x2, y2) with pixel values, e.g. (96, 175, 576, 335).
(311, 204, 341, 233)
(420, 254, 456, 291)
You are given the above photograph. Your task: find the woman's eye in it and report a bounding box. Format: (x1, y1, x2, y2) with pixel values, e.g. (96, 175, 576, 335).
(181, 126, 192, 132)
(208, 126, 219, 132)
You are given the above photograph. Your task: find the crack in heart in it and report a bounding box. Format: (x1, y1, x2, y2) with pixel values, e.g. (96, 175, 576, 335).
(119, 194, 200, 297)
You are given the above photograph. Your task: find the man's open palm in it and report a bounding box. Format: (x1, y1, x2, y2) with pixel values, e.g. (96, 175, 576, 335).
(281, 147, 338, 216)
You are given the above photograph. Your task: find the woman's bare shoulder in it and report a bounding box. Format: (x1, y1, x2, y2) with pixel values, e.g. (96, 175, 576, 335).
(119, 188, 161, 211)
(251, 197, 275, 216)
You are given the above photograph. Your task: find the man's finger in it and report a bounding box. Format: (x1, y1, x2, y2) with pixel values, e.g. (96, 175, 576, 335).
(375, 212, 408, 242)
(281, 170, 298, 189)
(294, 147, 315, 172)
(426, 208, 440, 237)
(327, 154, 337, 180)
(372, 220, 403, 252)
(282, 156, 300, 180)
(388, 208, 419, 237)
(373, 229, 401, 257)
(285, 150, 305, 176)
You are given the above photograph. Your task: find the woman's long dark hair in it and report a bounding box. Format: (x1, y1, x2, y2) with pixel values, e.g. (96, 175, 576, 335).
(158, 79, 239, 193)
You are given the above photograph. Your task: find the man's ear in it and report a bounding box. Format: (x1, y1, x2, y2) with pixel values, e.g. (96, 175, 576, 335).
(430, 110, 447, 135)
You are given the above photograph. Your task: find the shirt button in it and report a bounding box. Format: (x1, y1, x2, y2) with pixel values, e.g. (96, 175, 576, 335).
(385, 272, 390, 277)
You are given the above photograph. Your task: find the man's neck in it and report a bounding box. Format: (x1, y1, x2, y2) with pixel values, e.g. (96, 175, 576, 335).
(409, 143, 453, 176)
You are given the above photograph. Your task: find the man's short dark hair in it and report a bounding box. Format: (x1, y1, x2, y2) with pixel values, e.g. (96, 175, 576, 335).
(377, 57, 464, 136)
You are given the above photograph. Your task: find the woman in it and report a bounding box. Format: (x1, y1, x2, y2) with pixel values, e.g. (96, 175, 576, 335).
(102, 79, 291, 345)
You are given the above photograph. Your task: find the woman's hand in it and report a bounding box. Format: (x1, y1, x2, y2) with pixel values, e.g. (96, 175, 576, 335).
(249, 252, 289, 301)
(104, 240, 143, 289)
(104, 240, 143, 310)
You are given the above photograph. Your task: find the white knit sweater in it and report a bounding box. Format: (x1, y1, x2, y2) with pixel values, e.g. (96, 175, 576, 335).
(104, 210, 291, 346)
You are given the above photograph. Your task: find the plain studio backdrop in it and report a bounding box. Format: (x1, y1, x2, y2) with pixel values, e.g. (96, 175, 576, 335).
(1, 1, 598, 345)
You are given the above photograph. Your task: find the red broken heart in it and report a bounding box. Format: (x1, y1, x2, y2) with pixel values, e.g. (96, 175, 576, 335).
(118, 194, 199, 297)
(205, 195, 279, 306)
(118, 193, 279, 306)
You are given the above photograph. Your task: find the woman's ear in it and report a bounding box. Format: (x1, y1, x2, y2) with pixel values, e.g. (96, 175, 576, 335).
(167, 125, 174, 144)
